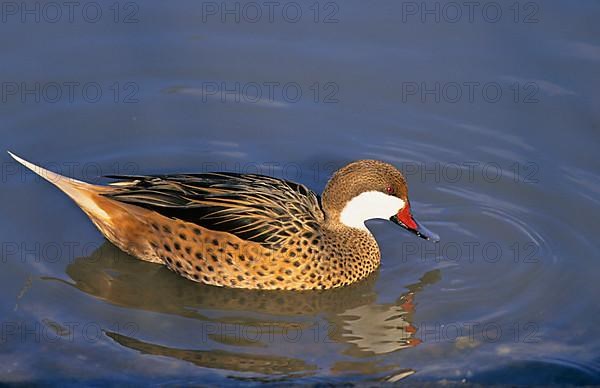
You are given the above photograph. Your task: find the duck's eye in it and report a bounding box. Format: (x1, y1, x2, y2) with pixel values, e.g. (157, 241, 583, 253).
(385, 186, 394, 195)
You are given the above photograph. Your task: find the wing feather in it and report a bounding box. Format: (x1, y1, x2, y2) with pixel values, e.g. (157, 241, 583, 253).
(104, 172, 324, 247)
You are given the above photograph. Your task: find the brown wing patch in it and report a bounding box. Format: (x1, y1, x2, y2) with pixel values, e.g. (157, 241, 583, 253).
(103, 173, 324, 248)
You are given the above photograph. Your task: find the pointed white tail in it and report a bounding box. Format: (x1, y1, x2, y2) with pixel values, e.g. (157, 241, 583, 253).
(7, 151, 110, 221)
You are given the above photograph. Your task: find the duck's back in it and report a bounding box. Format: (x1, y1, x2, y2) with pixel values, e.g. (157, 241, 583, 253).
(104, 172, 324, 246)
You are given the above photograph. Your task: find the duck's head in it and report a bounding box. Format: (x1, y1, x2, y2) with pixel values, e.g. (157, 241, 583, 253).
(322, 160, 439, 242)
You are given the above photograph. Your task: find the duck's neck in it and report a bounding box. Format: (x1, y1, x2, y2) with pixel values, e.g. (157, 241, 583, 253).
(323, 219, 381, 269)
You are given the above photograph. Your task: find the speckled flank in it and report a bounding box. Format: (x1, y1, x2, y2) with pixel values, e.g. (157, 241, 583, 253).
(137, 212, 380, 290)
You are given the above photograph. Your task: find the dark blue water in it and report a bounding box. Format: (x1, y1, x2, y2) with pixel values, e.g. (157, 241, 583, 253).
(1, 0, 599, 384)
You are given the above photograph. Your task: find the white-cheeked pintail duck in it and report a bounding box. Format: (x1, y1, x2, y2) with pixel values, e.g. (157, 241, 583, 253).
(9, 152, 439, 290)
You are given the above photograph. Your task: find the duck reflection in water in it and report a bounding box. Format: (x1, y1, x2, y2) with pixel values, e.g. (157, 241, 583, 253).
(46, 243, 440, 380)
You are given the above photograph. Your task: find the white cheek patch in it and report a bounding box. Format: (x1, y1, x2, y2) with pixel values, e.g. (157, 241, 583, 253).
(340, 191, 406, 232)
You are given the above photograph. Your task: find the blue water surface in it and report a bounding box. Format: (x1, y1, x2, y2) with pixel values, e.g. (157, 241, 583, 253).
(0, 0, 599, 384)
